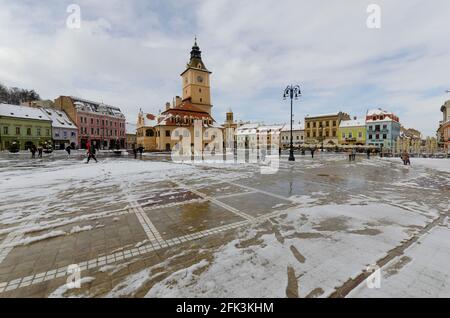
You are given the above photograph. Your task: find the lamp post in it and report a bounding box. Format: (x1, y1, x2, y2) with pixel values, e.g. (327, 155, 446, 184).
(283, 85, 301, 161)
(319, 123, 324, 151)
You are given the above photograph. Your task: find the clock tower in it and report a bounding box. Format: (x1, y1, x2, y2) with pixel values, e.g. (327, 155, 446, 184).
(180, 38, 212, 115)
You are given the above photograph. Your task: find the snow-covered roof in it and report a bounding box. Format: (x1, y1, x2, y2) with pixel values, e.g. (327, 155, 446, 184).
(367, 108, 390, 116)
(281, 123, 304, 132)
(40, 107, 77, 129)
(238, 123, 260, 130)
(339, 119, 365, 128)
(305, 113, 339, 118)
(0, 103, 51, 121)
(126, 122, 137, 135)
(71, 96, 125, 119)
(258, 124, 285, 132)
(366, 117, 395, 123)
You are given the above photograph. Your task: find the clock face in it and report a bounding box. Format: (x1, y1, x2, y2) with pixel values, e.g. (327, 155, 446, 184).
(197, 75, 204, 83)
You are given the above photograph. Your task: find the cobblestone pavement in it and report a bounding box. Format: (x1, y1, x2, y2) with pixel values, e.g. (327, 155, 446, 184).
(0, 151, 448, 297)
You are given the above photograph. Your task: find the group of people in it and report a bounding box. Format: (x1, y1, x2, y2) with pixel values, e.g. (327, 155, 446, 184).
(347, 148, 357, 161)
(29, 144, 44, 158)
(401, 151, 411, 165)
(132, 146, 144, 159)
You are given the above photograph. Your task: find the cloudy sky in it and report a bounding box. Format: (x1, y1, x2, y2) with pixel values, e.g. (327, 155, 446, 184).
(0, 0, 449, 137)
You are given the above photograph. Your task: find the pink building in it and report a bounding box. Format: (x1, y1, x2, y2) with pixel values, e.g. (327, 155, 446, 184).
(438, 100, 450, 153)
(54, 96, 126, 149)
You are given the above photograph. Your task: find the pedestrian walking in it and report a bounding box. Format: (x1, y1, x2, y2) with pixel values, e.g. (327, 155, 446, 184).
(311, 147, 316, 159)
(65, 145, 71, 157)
(138, 146, 144, 158)
(132, 146, 137, 159)
(30, 145, 36, 159)
(86, 142, 98, 163)
(37, 145, 43, 158)
(351, 148, 356, 161)
(406, 152, 411, 165)
(366, 149, 371, 159)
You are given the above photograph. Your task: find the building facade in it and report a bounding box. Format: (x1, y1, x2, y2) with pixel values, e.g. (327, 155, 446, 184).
(126, 122, 137, 150)
(0, 104, 52, 151)
(236, 123, 284, 150)
(39, 107, 78, 149)
(54, 96, 126, 149)
(223, 110, 238, 149)
(281, 123, 304, 148)
(337, 118, 366, 145)
(304, 112, 351, 146)
(438, 100, 450, 152)
(365, 108, 401, 149)
(136, 40, 222, 152)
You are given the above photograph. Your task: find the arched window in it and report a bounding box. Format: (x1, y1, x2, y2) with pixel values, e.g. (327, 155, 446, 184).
(146, 129, 154, 137)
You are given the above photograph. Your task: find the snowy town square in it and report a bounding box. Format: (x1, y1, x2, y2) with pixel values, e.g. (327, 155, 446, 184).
(0, 151, 448, 298)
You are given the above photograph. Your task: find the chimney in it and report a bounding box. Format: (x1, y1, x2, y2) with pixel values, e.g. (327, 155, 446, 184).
(353, 116, 357, 120)
(165, 102, 171, 110)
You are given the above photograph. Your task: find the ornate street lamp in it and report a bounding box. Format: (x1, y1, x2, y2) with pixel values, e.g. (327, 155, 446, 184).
(283, 85, 301, 161)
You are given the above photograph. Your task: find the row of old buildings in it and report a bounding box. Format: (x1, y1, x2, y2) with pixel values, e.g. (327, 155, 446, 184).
(2, 39, 445, 154)
(437, 100, 450, 153)
(0, 96, 128, 151)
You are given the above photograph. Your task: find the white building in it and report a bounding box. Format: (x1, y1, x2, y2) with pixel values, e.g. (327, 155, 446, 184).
(281, 123, 304, 148)
(236, 123, 285, 150)
(40, 107, 78, 149)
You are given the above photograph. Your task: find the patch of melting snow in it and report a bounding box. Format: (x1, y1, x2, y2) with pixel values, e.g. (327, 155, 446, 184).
(70, 225, 93, 234)
(9, 230, 67, 247)
(48, 277, 95, 298)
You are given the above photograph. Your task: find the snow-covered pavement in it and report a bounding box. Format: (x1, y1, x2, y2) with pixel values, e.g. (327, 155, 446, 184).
(0, 152, 448, 297)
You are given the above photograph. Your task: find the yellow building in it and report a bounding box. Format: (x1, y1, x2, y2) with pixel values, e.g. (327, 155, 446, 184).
(337, 118, 366, 145)
(137, 39, 223, 152)
(304, 112, 351, 146)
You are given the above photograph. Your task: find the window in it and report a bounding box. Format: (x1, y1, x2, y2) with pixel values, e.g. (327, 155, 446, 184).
(332, 131, 336, 137)
(369, 134, 373, 140)
(3, 127, 8, 135)
(91, 128, 94, 134)
(27, 128, 32, 136)
(200, 98, 203, 103)
(36, 128, 41, 136)
(313, 131, 316, 138)
(296, 136, 299, 140)
(71, 132, 76, 137)
(165, 130, 170, 137)
(333, 121, 336, 126)
(307, 132, 310, 138)
(383, 134, 387, 139)
(46, 129, 50, 136)
(342, 133, 346, 139)
(348, 132, 353, 138)
(307, 122, 310, 128)
(376, 134, 380, 140)
(63, 131, 67, 137)
(375, 125, 380, 131)
(325, 131, 329, 137)
(383, 124, 387, 129)
(326, 121, 329, 127)
(146, 129, 154, 137)
(97, 119, 99, 125)
(91, 118, 94, 125)
(313, 122, 316, 128)
(55, 132, 60, 138)
(97, 128, 99, 135)
(358, 132, 362, 139)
